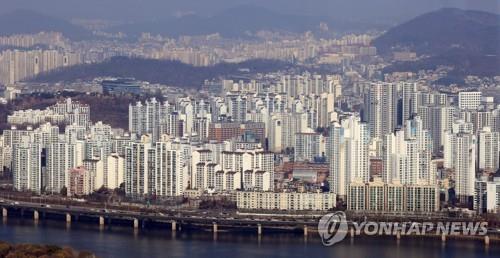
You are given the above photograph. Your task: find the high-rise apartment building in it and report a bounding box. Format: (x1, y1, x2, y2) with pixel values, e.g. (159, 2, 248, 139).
(12, 136, 42, 193)
(328, 115, 370, 199)
(401, 82, 418, 122)
(444, 132, 477, 203)
(366, 82, 398, 138)
(294, 132, 323, 162)
(478, 127, 499, 173)
(46, 141, 84, 193)
(125, 137, 188, 197)
(458, 91, 482, 110)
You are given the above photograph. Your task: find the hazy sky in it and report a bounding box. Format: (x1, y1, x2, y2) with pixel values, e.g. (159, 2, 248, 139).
(1, 0, 499, 23)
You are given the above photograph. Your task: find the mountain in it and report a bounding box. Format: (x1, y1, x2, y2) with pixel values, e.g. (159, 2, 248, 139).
(373, 8, 500, 55)
(30, 56, 294, 88)
(383, 49, 500, 80)
(109, 5, 376, 38)
(375, 8, 500, 83)
(0, 9, 93, 40)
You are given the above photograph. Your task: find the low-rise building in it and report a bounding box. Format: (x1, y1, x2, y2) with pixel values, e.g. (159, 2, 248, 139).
(68, 166, 92, 196)
(347, 178, 439, 213)
(236, 191, 336, 211)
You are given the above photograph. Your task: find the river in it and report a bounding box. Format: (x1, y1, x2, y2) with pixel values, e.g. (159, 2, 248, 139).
(0, 218, 498, 258)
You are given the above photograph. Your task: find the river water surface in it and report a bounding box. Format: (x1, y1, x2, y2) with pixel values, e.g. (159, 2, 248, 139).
(0, 218, 498, 258)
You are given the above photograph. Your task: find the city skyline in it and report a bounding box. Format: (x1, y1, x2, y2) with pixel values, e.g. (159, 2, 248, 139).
(0, 1, 498, 257)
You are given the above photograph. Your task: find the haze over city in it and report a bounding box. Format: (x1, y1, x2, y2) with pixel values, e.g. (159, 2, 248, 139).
(2, 0, 499, 23)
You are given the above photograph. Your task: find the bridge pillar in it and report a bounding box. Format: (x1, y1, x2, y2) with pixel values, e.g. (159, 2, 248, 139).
(133, 219, 139, 229)
(350, 227, 355, 238)
(396, 231, 401, 240)
(303, 225, 308, 237)
(441, 233, 446, 243)
(2, 208, 7, 217)
(213, 222, 218, 233)
(171, 221, 177, 231)
(99, 216, 105, 226)
(258, 224, 262, 235)
(66, 213, 71, 223)
(484, 235, 490, 246)
(33, 210, 39, 221)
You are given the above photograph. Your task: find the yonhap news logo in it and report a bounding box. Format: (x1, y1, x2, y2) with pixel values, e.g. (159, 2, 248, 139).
(318, 212, 488, 246)
(317, 211, 348, 246)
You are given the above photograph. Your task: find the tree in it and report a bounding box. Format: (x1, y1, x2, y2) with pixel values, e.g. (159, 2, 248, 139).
(114, 183, 126, 197)
(96, 186, 109, 194)
(60, 186, 68, 197)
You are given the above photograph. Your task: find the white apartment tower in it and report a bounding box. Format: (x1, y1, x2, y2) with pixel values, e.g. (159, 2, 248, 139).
(125, 139, 154, 196)
(129, 98, 162, 141)
(458, 91, 482, 110)
(401, 82, 418, 122)
(294, 132, 322, 162)
(366, 82, 398, 138)
(106, 153, 124, 189)
(444, 132, 477, 201)
(46, 141, 84, 193)
(12, 136, 42, 193)
(478, 127, 499, 173)
(383, 119, 434, 186)
(154, 142, 187, 196)
(124, 138, 188, 197)
(329, 115, 370, 199)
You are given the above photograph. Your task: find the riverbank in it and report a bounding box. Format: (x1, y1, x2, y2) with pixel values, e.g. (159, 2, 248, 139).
(0, 240, 95, 258)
